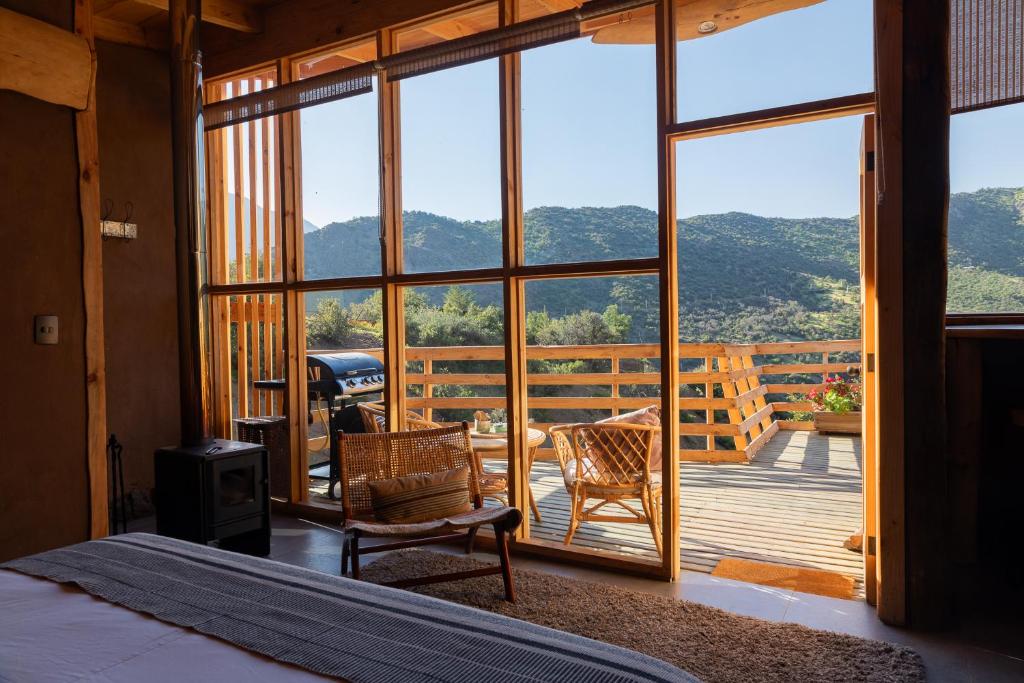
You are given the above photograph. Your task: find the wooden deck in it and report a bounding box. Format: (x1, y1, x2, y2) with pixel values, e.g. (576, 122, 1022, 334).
(312, 429, 863, 589)
(517, 429, 863, 586)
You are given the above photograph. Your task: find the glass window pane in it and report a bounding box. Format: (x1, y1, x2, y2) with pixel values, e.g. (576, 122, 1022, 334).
(400, 61, 501, 272)
(522, 31, 657, 265)
(403, 282, 506, 425)
(211, 293, 286, 437)
(298, 91, 381, 280)
(524, 275, 663, 563)
(674, 0, 873, 121)
(676, 117, 864, 344)
(948, 103, 1024, 313)
(296, 43, 382, 281)
(207, 70, 283, 285)
(302, 289, 383, 503)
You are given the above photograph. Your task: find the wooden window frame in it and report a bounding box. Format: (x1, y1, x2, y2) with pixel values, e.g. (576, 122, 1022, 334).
(204, 0, 879, 582)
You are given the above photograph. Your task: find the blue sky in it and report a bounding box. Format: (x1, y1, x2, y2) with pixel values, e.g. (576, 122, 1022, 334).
(296, 0, 1022, 228)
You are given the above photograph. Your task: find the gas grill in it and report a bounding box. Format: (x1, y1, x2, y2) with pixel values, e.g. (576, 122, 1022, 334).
(253, 352, 384, 498)
(306, 352, 385, 398)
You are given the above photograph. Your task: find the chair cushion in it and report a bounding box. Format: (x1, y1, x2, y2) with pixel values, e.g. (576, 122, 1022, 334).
(367, 466, 472, 524)
(345, 505, 523, 538)
(563, 459, 662, 495)
(596, 405, 663, 471)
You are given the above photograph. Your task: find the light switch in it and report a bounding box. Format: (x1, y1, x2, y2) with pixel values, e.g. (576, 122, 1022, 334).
(35, 315, 58, 345)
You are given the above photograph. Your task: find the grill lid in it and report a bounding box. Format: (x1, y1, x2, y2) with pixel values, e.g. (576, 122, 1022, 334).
(307, 352, 384, 396)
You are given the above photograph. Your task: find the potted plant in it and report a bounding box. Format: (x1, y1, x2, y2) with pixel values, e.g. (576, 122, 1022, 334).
(808, 374, 862, 434)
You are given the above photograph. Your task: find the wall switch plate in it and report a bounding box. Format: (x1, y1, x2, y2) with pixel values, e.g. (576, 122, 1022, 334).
(35, 315, 58, 345)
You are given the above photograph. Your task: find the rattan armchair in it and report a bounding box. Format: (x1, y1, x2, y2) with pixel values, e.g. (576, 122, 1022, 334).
(338, 423, 523, 601)
(357, 401, 441, 433)
(549, 422, 663, 557)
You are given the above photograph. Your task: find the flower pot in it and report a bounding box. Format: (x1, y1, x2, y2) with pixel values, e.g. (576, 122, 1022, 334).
(813, 411, 862, 435)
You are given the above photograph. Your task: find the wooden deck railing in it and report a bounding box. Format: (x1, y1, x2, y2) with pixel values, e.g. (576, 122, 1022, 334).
(308, 339, 861, 463)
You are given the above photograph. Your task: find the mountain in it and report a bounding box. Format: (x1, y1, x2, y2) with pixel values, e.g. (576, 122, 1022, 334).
(301, 187, 1024, 342)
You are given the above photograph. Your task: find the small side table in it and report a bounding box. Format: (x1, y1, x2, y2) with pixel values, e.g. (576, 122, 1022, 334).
(470, 427, 547, 523)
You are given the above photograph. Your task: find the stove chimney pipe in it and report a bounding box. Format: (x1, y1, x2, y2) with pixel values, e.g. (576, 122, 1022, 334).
(170, 0, 213, 446)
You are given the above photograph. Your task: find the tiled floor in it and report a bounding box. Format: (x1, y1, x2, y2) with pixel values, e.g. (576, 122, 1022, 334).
(258, 516, 1024, 683)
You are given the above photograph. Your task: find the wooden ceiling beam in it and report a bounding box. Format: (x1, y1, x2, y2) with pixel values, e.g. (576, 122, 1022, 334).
(93, 15, 168, 50)
(0, 6, 92, 109)
(131, 0, 263, 33)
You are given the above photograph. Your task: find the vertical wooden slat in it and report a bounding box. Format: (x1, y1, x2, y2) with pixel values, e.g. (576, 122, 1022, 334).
(500, 0, 530, 539)
(247, 77, 260, 416)
(655, 0, 680, 580)
(232, 87, 248, 419)
(610, 355, 620, 416)
(261, 91, 273, 413)
(422, 358, 433, 423)
(704, 355, 714, 451)
(718, 356, 749, 450)
(74, 0, 108, 539)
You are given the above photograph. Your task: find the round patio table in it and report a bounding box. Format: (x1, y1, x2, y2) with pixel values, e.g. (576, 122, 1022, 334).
(469, 428, 546, 523)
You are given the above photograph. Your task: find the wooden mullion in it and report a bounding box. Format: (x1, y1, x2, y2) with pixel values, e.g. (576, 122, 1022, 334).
(206, 82, 233, 436)
(74, 0, 108, 539)
(860, 113, 878, 606)
(379, 28, 407, 431)
(654, 0, 680, 580)
(667, 92, 876, 141)
(499, 0, 531, 540)
(277, 57, 307, 502)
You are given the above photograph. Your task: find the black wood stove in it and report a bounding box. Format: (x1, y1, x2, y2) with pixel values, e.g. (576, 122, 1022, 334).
(155, 440, 270, 555)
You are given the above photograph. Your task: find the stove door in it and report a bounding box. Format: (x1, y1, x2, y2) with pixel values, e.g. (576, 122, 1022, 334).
(207, 451, 266, 525)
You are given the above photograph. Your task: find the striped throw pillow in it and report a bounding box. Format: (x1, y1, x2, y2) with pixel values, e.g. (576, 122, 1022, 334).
(367, 466, 472, 524)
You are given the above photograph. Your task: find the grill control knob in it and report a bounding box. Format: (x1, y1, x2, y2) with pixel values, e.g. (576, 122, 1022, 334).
(346, 379, 357, 387)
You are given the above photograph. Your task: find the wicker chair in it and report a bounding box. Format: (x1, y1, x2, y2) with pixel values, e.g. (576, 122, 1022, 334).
(357, 401, 440, 433)
(549, 422, 663, 557)
(356, 402, 513, 511)
(338, 424, 523, 601)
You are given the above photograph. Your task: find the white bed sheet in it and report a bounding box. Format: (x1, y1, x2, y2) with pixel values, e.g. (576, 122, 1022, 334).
(0, 571, 333, 682)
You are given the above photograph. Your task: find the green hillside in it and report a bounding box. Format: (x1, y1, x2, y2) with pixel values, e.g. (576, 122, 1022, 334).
(301, 187, 1024, 343)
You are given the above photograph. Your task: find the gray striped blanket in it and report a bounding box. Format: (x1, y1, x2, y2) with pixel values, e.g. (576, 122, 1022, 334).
(2, 533, 697, 683)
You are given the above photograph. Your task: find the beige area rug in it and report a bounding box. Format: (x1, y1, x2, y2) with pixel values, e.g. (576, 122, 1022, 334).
(362, 550, 925, 683)
(711, 558, 856, 600)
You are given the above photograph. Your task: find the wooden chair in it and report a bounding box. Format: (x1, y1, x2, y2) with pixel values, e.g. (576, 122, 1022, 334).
(549, 422, 663, 557)
(338, 424, 523, 601)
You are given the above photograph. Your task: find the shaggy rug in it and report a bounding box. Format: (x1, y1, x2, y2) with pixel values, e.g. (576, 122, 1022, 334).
(361, 550, 926, 683)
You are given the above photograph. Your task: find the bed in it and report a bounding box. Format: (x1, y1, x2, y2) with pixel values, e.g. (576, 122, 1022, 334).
(0, 533, 696, 682)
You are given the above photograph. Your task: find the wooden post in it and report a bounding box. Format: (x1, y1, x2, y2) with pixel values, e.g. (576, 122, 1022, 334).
(874, 0, 951, 628)
(74, 0, 109, 539)
(655, 0, 681, 580)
